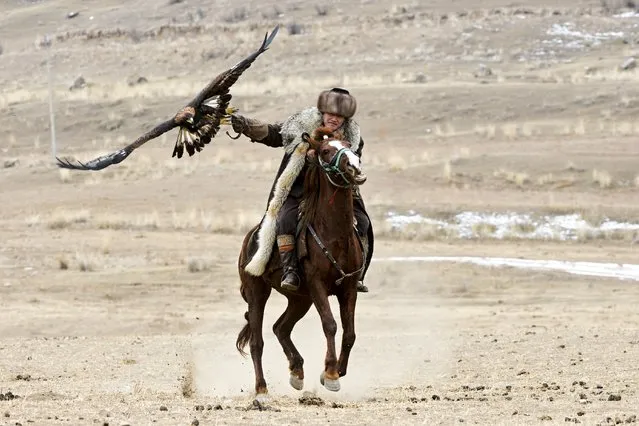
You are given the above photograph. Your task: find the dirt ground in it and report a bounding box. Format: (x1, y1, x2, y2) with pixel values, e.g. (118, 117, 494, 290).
(1, 0, 638, 425)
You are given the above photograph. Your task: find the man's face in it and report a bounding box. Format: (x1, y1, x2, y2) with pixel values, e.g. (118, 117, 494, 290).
(322, 112, 345, 132)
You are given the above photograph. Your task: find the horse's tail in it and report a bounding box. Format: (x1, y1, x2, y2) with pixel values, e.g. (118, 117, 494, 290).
(236, 311, 251, 357)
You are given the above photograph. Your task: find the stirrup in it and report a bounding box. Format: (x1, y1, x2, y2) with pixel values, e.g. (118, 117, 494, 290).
(281, 272, 300, 291)
(357, 281, 369, 293)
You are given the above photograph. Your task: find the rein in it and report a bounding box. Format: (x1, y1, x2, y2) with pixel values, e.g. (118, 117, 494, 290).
(318, 147, 352, 189)
(307, 223, 363, 286)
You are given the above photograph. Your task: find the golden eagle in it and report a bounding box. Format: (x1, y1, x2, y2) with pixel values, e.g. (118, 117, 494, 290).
(56, 25, 279, 171)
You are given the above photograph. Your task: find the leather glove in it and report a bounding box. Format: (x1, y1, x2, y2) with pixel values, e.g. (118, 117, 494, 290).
(230, 114, 248, 135)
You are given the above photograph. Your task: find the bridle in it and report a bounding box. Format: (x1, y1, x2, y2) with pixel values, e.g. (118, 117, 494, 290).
(317, 144, 354, 189)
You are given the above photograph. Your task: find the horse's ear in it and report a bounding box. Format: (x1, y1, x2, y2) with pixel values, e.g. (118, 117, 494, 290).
(313, 127, 334, 141)
(303, 132, 321, 150)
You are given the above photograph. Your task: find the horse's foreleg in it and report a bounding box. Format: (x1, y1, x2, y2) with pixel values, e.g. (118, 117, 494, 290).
(308, 280, 341, 392)
(337, 287, 357, 377)
(273, 296, 313, 390)
(246, 282, 272, 400)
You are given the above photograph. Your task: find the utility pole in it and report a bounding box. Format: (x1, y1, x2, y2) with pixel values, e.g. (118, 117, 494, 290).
(42, 34, 56, 158)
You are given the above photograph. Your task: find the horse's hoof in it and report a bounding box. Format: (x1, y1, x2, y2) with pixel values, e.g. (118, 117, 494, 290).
(254, 392, 269, 405)
(289, 374, 304, 391)
(320, 372, 340, 392)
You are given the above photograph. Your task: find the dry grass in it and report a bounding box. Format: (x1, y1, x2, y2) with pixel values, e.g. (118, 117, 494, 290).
(592, 169, 613, 189)
(576, 228, 638, 243)
(30, 208, 259, 234)
(473, 123, 497, 139)
(471, 222, 498, 238)
(58, 256, 69, 270)
(470, 118, 639, 140)
(74, 251, 103, 272)
(634, 175, 639, 187)
(56, 71, 415, 102)
(368, 150, 435, 172)
(375, 220, 453, 241)
(47, 209, 91, 229)
(510, 222, 537, 234)
(58, 169, 72, 183)
(95, 212, 160, 230)
(536, 173, 555, 185)
(442, 161, 453, 183)
(385, 154, 407, 172)
(493, 169, 530, 187)
(186, 257, 216, 273)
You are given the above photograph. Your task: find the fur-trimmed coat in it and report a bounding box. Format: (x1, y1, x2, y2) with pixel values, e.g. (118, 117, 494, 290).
(243, 107, 370, 277)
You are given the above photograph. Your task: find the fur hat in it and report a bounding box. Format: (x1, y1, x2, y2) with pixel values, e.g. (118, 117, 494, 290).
(317, 87, 357, 118)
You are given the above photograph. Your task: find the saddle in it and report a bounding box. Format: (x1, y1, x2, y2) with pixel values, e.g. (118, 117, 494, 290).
(243, 220, 366, 274)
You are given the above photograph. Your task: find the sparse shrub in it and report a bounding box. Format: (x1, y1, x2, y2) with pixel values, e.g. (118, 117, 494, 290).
(129, 29, 142, 43)
(187, 257, 214, 273)
(261, 5, 283, 19)
(443, 161, 453, 183)
(376, 221, 452, 241)
(472, 222, 497, 238)
(601, 0, 637, 13)
(222, 7, 248, 23)
(576, 228, 599, 242)
(75, 252, 101, 272)
(58, 257, 69, 270)
(494, 169, 530, 187)
(25, 215, 40, 227)
(592, 169, 613, 188)
(58, 169, 72, 183)
(511, 222, 536, 234)
(315, 5, 329, 16)
(386, 155, 407, 172)
(48, 209, 91, 229)
(287, 23, 303, 35)
(536, 173, 555, 185)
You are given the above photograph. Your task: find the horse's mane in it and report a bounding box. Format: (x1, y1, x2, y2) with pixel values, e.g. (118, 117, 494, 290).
(299, 127, 345, 229)
(299, 156, 320, 230)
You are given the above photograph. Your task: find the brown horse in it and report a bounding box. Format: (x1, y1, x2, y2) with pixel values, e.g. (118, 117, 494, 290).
(236, 126, 367, 401)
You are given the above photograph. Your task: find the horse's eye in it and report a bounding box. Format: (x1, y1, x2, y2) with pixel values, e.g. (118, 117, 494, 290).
(321, 149, 329, 155)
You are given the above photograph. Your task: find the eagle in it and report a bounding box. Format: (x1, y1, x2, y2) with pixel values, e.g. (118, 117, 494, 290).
(56, 25, 279, 171)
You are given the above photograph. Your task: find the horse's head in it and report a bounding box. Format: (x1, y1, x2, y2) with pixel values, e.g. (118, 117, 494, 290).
(302, 127, 367, 187)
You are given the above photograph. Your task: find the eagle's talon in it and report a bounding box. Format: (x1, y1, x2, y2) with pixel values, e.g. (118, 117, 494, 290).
(226, 130, 242, 140)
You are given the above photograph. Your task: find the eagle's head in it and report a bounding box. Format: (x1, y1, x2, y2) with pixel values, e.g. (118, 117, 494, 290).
(175, 106, 197, 126)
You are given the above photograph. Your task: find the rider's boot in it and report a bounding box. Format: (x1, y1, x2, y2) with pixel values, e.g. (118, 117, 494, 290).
(277, 234, 301, 292)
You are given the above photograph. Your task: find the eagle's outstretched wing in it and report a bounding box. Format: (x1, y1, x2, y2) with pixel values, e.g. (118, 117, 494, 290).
(55, 24, 280, 171)
(56, 119, 177, 170)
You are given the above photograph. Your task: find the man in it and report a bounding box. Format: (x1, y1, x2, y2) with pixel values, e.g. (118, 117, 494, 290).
(230, 88, 373, 293)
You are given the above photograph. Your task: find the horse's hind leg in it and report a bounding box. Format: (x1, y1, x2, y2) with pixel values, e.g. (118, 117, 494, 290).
(242, 275, 272, 400)
(337, 288, 357, 377)
(273, 296, 313, 390)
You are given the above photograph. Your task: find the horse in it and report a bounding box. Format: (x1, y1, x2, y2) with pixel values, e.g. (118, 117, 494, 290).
(235, 126, 367, 401)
